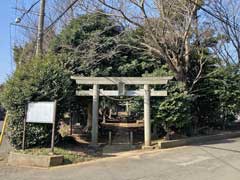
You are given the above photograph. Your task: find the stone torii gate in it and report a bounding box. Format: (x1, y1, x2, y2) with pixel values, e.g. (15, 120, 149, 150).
(71, 76, 172, 148)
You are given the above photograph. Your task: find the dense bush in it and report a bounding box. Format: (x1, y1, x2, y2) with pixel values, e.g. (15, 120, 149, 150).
(190, 64, 240, 131)
(155, 82, 192, 135)
(154, 65, 240, 136)
(0, 55, 73, 148)
(211, 66, 240, 127)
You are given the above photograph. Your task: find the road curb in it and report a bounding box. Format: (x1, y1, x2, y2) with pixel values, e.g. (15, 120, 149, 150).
(158, 131, 240, 149)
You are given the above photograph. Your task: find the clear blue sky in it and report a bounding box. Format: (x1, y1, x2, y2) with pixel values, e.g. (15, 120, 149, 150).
(0, 1, 14, 84)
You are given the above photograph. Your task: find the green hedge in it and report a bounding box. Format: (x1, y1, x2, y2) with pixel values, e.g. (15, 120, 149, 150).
(156, 82, 192, 134)
(0, 55, 73, 148)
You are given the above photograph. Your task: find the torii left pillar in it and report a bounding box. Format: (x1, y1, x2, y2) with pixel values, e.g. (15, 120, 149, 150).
(91, 84, 99, 146)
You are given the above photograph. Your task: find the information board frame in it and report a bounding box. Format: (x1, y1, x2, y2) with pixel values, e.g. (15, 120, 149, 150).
(22, 101, 57, 153)
(26, 102, 56, 124)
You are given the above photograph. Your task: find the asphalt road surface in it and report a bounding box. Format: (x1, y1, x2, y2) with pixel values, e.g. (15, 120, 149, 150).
(1, 137, 240, 180)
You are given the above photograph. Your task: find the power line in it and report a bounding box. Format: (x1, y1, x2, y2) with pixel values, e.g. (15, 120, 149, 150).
(14, 7, 40, 16)
(44, 0, 79, 33)
(16, 0, 40, 23)
(13, 0, 80, 38)
(14, 0, 80, 55)
(10, 23, 38, 31)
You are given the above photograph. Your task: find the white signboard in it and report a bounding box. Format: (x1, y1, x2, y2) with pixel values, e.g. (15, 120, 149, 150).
(26, 102, 56, 124)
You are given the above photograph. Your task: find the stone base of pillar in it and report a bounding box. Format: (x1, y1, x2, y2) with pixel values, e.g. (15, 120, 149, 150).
(89, 143, 101, 149)
(142, 145, 155, 150)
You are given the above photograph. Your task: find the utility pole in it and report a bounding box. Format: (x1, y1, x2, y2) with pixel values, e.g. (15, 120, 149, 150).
(36, 0, 46, 56)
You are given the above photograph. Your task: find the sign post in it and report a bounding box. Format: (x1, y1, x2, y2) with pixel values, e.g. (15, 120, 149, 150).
(23, 101, 57, 153)
(22, 116, 26, 150)
(51, 101, 57, 153)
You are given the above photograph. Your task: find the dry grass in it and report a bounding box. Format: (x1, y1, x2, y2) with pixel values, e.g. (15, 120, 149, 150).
(15, 147, 99, 165)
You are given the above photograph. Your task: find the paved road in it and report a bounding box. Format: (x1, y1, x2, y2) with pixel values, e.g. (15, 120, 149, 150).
(1, 138, 240, 180)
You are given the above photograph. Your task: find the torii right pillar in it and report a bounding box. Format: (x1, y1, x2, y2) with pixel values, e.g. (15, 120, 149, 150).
(143, 84, 152, 148)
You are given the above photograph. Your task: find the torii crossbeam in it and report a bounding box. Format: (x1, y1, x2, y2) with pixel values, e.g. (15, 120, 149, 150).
(71, 76, 172, 148)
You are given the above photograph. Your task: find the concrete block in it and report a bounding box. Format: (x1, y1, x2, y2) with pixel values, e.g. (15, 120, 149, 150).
(8, 152, 64, 168)
(142, 145, 155, 150)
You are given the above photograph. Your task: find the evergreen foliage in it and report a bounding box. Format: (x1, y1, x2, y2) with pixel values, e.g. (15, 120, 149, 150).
(156, 82, 192, 134)
(50, 12, 161, 77)
(0, 55, 73, 148)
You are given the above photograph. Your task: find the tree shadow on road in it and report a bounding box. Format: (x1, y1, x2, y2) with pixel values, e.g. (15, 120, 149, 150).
(200, 145, 240, 154)
(199, 145, 240, 173)
(193, 138, 237, 146)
